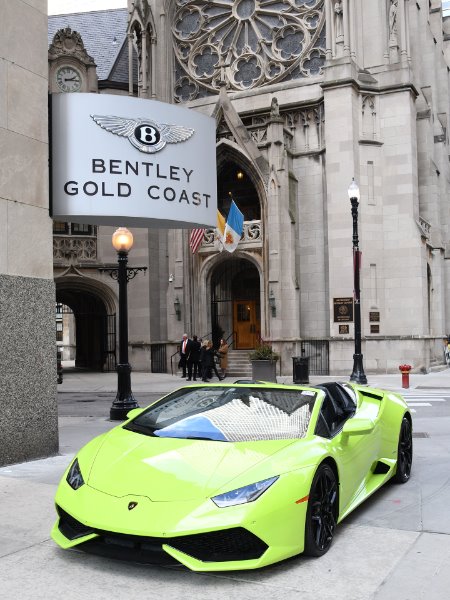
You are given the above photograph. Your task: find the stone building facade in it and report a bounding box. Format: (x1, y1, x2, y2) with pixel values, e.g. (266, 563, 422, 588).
(1, 0, 58, 465)
(48, 0, 450, 378)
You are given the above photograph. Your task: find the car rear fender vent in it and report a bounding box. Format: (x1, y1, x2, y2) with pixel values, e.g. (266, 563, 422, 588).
(57, 506, 95, 540)
(169, 527, 268, 562)
(373, 461, 391, 475)
(360, 390, 384, 401)
(412, 432, 429, 438)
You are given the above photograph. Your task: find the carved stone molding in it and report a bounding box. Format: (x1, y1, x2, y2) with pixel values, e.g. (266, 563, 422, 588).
(53, 237, 98, 263)
(173, 0, 326, 101)
(48, 27, 96, 65)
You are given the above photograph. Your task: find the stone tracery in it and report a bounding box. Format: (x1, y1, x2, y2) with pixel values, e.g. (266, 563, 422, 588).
(173, 0, 325, 101)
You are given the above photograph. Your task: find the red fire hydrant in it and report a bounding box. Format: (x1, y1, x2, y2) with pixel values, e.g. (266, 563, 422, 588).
(399, 364, 412, 389)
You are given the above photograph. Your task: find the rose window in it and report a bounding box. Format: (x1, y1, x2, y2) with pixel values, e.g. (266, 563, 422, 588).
(173, 0, 325, 101)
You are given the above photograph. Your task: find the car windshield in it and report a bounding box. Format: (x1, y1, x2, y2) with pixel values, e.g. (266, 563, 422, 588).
(124, 386, 317, 442)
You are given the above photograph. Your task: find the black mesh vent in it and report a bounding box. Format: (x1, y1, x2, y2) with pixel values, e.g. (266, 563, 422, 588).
(169, 527, 268, 562)
(57, 506, 95, 540)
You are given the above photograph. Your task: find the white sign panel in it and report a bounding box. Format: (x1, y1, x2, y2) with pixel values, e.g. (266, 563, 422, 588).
(51, 93, 217, 227)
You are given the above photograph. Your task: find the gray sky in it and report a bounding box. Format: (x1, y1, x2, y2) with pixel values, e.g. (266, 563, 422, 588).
(48, 0, 127, 15)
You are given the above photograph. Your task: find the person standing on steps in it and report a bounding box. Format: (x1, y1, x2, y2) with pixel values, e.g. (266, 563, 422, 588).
(178, 333, 191, 378)
(218, 338, 229, 378)
(187, 334, 201, 381)
(199, 339, 208, 381)
(202, 340, 223, 382)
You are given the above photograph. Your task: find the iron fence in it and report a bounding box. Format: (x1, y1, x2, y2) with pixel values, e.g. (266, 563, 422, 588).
(151, 344, 167, 373)
(300, 339, 329, 376)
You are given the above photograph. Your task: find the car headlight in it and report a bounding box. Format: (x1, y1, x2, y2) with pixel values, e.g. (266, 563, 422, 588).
(66, 458, 85, 490)
(212, 476, 279, 508)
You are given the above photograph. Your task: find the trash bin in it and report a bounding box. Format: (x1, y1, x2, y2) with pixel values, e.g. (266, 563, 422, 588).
(293, 356, 309, 384)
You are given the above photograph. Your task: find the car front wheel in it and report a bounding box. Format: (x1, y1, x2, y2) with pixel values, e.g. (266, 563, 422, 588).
(393, 416, 412, 483)
(304, 463, 338, 557)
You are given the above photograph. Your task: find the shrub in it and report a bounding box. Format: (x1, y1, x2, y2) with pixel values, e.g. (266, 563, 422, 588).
(249, 343, 279, 361)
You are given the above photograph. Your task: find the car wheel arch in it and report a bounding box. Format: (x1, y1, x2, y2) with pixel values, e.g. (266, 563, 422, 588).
(303, 458, 340, 557)
(403, 411, 413, 428)
(315, 457, 341, 514)
(320, 457, 339, 480)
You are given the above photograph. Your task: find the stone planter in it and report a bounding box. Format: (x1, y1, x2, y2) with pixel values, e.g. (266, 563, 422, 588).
(251, 359, 278, 383)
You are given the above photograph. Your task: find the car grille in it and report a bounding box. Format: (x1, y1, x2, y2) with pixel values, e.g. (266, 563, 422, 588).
(56, 506, 268, 564)
(169, 528, 268, 562)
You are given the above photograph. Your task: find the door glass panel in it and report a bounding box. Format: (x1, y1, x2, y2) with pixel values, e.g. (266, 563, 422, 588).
(237, 303, 251, 321)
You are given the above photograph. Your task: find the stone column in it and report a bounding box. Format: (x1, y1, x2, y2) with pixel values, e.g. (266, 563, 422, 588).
(141, 30, 148, 98)
(399, 0, 408, 60)
(325, 0, 333, 60)
(343, 0, 350, 56)
(0, 0, 58, 465)
(128, 32, 134, 96)
(151, 36, 157, 98)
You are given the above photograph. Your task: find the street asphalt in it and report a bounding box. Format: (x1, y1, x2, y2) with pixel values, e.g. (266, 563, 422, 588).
(1, 368, 450, 599)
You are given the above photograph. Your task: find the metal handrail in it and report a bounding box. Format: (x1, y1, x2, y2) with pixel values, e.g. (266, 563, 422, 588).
(170, 345, 180, 376)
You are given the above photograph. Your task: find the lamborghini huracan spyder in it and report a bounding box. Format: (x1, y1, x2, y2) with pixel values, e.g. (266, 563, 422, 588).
(52, 381, 412, 571)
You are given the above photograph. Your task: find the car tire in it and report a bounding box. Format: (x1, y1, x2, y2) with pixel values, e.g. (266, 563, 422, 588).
(304, 463, 338, 557)
(393, 416, 413, 484)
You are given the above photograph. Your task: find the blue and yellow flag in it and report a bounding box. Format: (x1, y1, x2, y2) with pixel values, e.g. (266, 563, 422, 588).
(223, 201, 244, 253)
(216, 209, 226, 251)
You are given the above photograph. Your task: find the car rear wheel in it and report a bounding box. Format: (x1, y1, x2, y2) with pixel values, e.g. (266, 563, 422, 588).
(393, 417, 412, 483)
(304, 463, 338, 557)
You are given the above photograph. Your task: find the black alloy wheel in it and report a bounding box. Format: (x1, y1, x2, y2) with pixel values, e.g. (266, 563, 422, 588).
(304, 463, 338, 557)
(393, 417, 413, 483)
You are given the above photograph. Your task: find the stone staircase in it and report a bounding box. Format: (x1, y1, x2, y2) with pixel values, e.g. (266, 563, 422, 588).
(226, 349, 252, 378)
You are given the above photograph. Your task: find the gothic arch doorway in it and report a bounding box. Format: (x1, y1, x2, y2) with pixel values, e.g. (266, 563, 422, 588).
(55, 278, 116, 371)
(211, 258, 261, 349)
(217, 159, 262, 221)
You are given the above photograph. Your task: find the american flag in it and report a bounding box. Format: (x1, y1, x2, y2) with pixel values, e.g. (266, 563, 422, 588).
(189, 228, 205, 253)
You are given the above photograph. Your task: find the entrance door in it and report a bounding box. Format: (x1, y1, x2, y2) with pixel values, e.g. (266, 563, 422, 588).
(233, 300, 259, 349)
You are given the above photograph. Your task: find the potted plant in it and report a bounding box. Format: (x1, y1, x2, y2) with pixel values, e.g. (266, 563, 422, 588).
(249, 342, 279, 382)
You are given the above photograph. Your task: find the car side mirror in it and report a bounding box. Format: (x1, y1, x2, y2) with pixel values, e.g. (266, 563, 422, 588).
(342, 418, 374, 436)
(126, 408, 144, 420)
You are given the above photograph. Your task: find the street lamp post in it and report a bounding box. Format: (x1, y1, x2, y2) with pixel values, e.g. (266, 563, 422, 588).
(348, 179, 367, 385)
(110, 227, 140, 420)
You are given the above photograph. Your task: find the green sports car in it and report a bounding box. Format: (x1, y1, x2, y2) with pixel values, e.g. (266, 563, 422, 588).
(52, 381, 412, 571)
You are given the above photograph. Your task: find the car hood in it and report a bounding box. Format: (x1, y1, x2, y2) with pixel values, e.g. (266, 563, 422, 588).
(86, 427, 296, 501)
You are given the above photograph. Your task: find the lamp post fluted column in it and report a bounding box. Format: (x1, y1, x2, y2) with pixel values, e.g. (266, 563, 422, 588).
(348, 179, 367, 385)
(110, 228, 139, 420)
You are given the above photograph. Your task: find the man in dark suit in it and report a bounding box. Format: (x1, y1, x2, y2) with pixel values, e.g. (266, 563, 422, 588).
(187, 335, 201, 381)
(179, 333, 190, 378)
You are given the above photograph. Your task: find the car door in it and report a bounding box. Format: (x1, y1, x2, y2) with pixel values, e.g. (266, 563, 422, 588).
(316, 390, 381, 517)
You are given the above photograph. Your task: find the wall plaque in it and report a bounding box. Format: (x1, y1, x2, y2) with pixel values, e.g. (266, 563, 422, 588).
(333, 297, 354, 322)
(369, 311, 380, 322)
(370, 324, 380, 334)
(339, 324, 350, 334)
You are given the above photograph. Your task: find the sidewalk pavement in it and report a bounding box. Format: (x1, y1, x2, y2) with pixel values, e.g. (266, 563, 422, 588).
(58, 366, 450, 395)
(1, 367, 450, 599)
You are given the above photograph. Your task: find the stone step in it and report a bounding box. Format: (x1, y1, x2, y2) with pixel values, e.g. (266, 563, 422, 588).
(225, 349, 252, 377)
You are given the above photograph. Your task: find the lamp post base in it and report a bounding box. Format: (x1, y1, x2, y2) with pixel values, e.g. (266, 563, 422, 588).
(110, 363, 139, 420)
(349, 354, 368, 385)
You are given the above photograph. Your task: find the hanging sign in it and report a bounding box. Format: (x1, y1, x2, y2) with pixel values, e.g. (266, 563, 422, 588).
(51, 93, 217, 227)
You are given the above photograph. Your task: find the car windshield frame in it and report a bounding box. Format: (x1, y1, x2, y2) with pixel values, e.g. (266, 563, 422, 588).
(123, 385, 317, 442)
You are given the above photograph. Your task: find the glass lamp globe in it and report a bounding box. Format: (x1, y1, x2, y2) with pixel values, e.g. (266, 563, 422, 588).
(347, 178, 360, 201)
(112, 227, 134, 253)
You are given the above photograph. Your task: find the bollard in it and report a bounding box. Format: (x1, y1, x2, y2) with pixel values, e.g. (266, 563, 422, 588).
(399, 364, 412, 389)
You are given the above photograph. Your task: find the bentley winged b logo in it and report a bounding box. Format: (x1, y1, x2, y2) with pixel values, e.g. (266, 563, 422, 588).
(90, 114, 194, 154)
